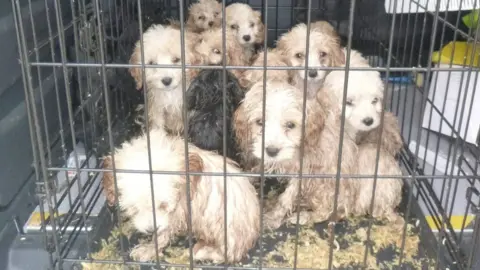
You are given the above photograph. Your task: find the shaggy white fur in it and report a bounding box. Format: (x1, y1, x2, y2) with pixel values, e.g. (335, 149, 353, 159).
(225, 3, 265, 62)
(129, 24, 200, 134)
(104, 128, 260, 263)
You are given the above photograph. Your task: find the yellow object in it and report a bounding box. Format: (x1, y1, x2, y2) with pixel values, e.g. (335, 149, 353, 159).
(431, 41, 480, 67)
(425, 215, 475, 231)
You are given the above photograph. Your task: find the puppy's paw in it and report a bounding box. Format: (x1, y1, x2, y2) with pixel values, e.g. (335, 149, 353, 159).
(193, 243, 224, 263)
(130, 243, 163, 262)
(286, 211, 311, 226)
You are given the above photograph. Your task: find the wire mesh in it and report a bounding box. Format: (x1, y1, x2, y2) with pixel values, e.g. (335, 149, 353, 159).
(9, 0, 480, 269)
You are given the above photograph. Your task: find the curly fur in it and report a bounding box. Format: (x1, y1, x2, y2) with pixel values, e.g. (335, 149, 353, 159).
(354, 143, 403, 224)
(319, 48, 404, 224)
(186, 69, 245, 162)
(102, 128, 260, 263)
(194, 28, 250, 78)
(239, 48, 291, 89)
(186, 0, 222, 33)
(323, 48, 403, 155)
(225, 3, 265, 63)
(276, 21, 345, 99)
(234, 82, 359, 229)
(129, 24, 201, 134)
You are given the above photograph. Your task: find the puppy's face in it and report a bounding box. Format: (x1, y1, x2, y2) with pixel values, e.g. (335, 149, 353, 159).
(277, 23, 345, 84)
(241, 81, 305, 164)
(129, 25, 198, 91)
(226, 3, 264, 46)
(332, 70, 384, 132)
(195, 29, 241, 65)
(188, 0, 222, 31)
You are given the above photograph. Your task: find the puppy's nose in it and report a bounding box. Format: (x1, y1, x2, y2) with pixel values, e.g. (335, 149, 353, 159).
(363, 117, 374, 126)
(308, 70, 318, 78)
(266, 147, 280, 157)
(161, 77, 172, 86)
(243, 35, 251, 42)
(208, 21, 214, 27)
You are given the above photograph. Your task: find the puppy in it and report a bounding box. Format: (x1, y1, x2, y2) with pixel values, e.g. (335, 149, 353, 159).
(186, 69, 245, 162)
(102, 128, 260, 263)
(129, 24, 200, 134)
(240, 48, 291, 89)
(186, 0, 222, 33)
(276, 21, 345, 99)
(323, 48, 403, 156)
(225, 3, 265, 63)
(194, 28, 250, 78)
(233, 80, 359, 229)
(321, 49, 404, 224)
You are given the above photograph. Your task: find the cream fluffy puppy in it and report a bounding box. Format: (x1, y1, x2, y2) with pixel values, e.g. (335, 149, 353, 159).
(321, 49, 404, 224)
(194, 27, 250, 78)
(225, 3, 265, 62)
(233, 80, 359, 228)
(323, 48, 403, 154)
(276, 21, 345, 99)
(103, 128, 260, 263)
(186, 0, 222, 33)
(129, 24, 200, 134)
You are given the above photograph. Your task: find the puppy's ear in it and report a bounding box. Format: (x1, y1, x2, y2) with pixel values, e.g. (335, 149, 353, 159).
(129, 43, 143, 90)
(254, 10, 265, 45)
(183, 152, 204, 197)
(102, 155, 117, 207)
(185, 34, 203, 80)
(331, 46, 345, 66)
(232, 102, 253, 158)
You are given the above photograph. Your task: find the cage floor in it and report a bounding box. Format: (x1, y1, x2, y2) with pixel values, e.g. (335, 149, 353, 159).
(80, 181, 435, 270)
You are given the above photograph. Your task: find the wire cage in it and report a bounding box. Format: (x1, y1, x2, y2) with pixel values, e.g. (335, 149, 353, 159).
(5, 0, 480, 269)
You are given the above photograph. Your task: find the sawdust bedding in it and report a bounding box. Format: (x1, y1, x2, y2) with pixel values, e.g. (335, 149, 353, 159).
(82, 181, 435, 270)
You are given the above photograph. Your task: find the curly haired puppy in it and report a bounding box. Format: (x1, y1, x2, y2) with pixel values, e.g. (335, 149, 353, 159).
(186, 69, 245, 161)
(194, 28, 250, 78)
(186, 0, 222, 33)
(102, 128, 260, 263)
(321, 49, 404, 224)
(225, 3, 265, 62)
(276, 21, 345, 99)
(239, 48, 291, 89)
(129, 24, 200, 134)
(233, 80, 359, 229)
(323, 48, 403, 156)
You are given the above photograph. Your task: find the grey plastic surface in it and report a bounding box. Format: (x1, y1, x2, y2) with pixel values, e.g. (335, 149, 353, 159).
(0, 0, 73, 269)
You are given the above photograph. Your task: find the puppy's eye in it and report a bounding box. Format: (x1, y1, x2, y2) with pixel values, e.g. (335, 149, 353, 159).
(346, 99, 353, 106)
(285, 121, 296, 129)
(249, 22, 255, 28)
(319, 51, 327, 57)
(231, 24, 239, 30)
(212, 48, 220, 54)
(372, 97, 379, 104)
(198, 15, 206, 20)
(172, 57, 180, 63)
(295, 53, 304, 59)
(214, 12, 219, 16)
(255, 119, 263, 126)
(148, 60, 156, 65)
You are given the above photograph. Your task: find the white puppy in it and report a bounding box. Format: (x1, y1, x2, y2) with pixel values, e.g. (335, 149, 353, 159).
(321, 49, 404, 224)
(225, 3, 265, 62)
(129, 24, 200, 134)
(103, 128, 260, 263)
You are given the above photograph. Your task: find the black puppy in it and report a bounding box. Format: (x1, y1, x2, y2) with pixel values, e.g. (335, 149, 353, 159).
(186, 69, 245, 162)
